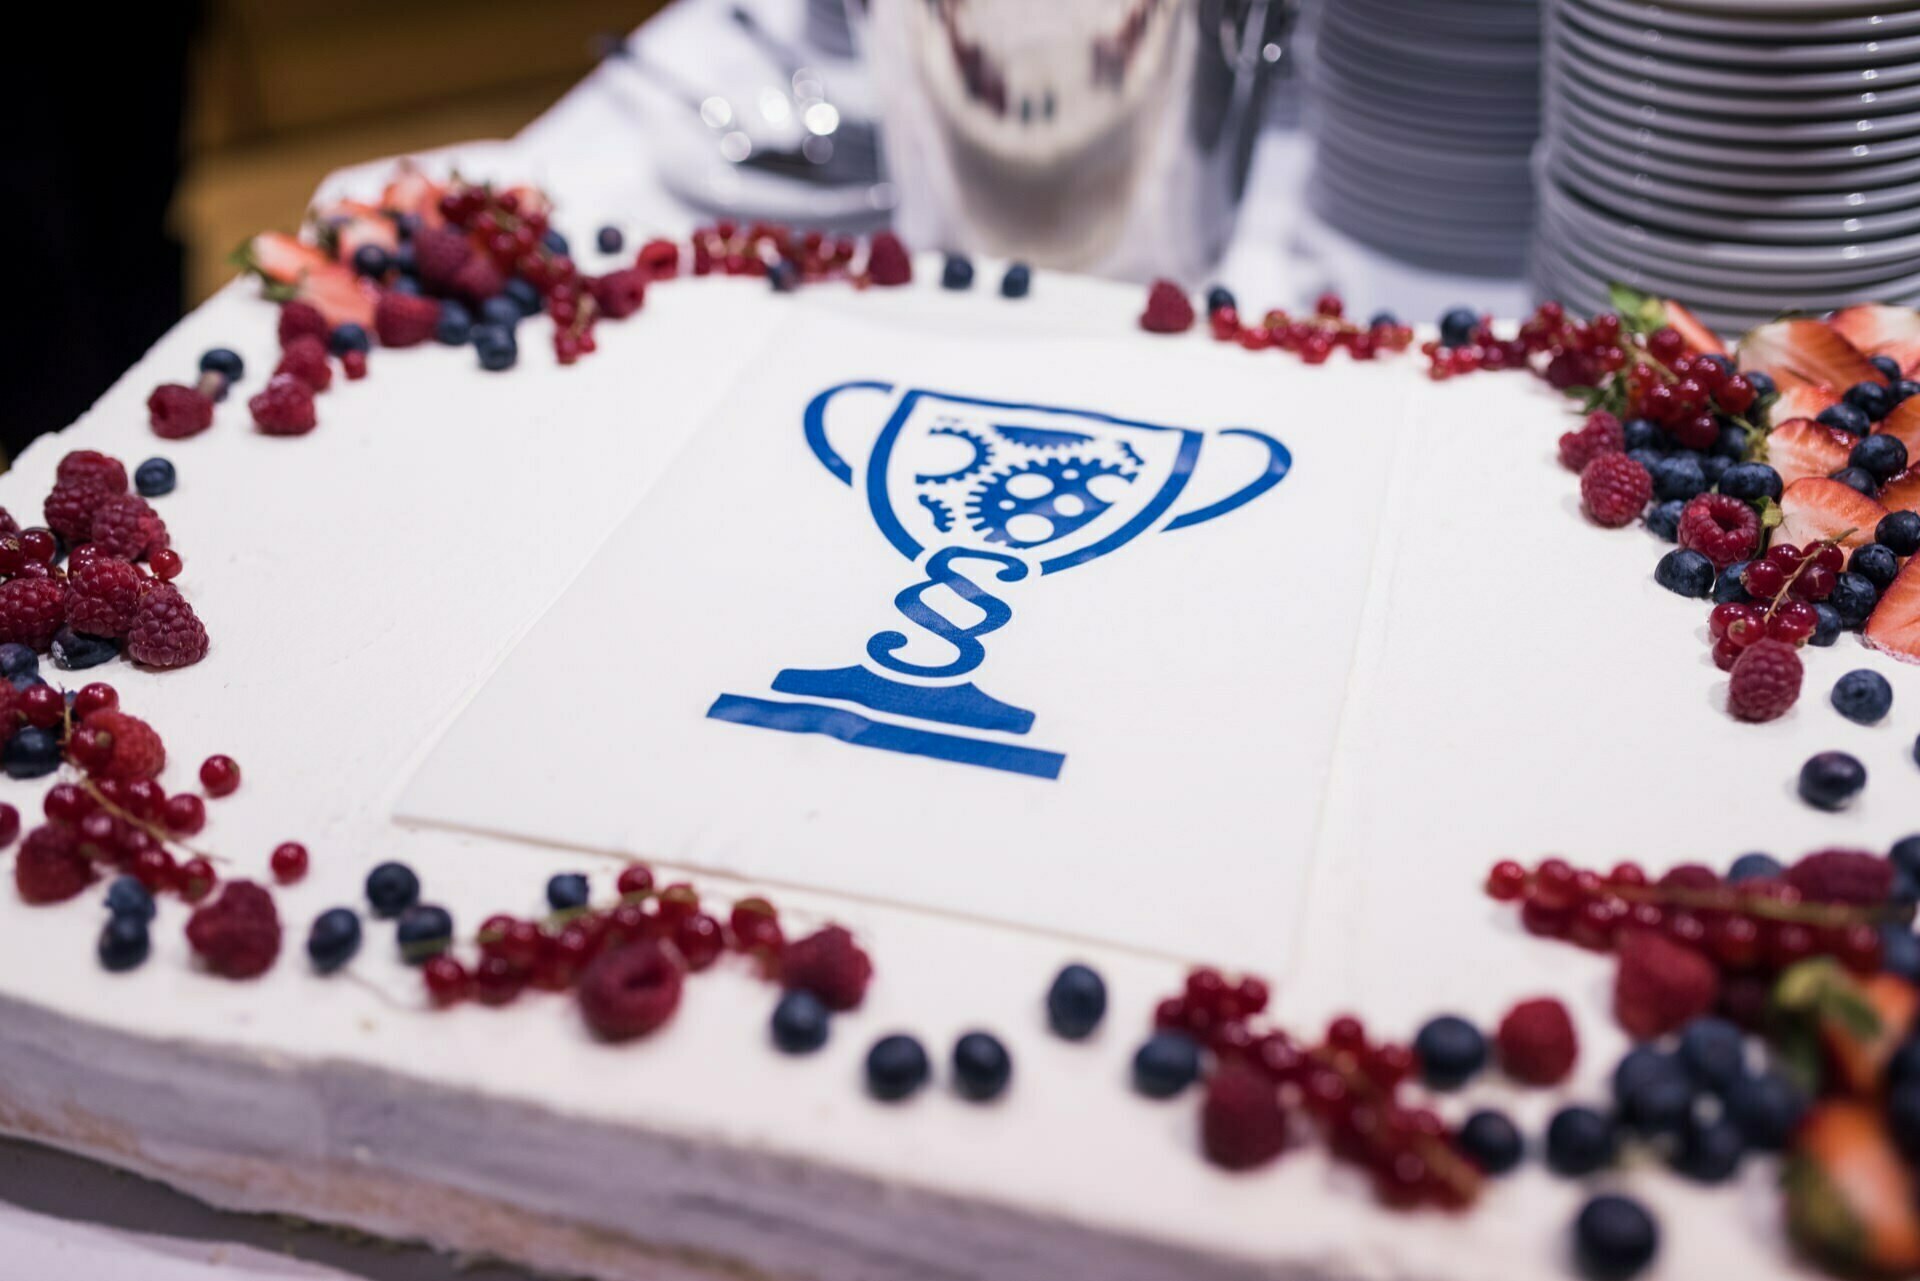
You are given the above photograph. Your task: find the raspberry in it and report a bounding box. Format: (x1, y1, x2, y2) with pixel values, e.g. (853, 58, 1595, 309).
(1579, 453, 1653, 528)
(1677, 493, 1761, 570)
(578, 940, 684, 1041)
(146, 383, 215, 439)
(374, 291, 442, 347)
(411, 226, 474, 294)
(0, 577, 68, 650)
(1557, 410, 1625, 472)
(1201, 1064, 1290, 1170)
(590, 267, 647, 319)
(56, 450, 128, 492)
(867, 230, 912, 286)
(249, 373, 318, 435)
(447, 255, 504, 305)
(186, 880, 282, 979)
(1495, 996, 1578, 1085)
(66, 555, 143, 637)
(76, 709, 166, 780)
(274, 334, 333, 391)
(1784, 848, 1894, 905)
(1727, 638, 1802, 722)
(277, 300, 329, 347)
(780, 924, 873, 1011)
(14, 823, 93, 904)
(1140, 279, 1196, 334)
(90, 494, 167, 560)
(125, 583, 209, 669)
(340, 349, 368, 380)
(43, 478, 115, 543)
(1613, 930, 1718, 1040)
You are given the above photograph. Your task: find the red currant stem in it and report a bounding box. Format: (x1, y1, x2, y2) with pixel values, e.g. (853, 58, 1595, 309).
(75, 775, 227, 866)
(1307, 1044, 1481, 1203)
(1502, 871, 1896, 927)
(1760, 532, 1851, 624)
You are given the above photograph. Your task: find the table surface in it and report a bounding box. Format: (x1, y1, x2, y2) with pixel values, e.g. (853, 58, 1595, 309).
(1, 2, 1531, 1276)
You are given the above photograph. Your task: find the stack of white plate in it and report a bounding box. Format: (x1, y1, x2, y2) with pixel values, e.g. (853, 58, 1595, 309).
(1535, 0, 1920, 332)
(1302, 0, 1544, 276)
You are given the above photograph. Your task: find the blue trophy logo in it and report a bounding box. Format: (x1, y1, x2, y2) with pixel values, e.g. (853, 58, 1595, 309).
(706, 381, 1291, 780)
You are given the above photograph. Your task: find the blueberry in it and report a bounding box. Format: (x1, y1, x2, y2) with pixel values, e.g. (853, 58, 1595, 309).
(365, 861, 420, 917)
(1830, 571, 1879, 626)
(1644, 499, 1685, 541)
(940, 254, 974, 290)
(1896, 377, 1920, 405)
(105, 875, 155, 922)
(1872, 354, 1904, 382)
(1545, 1105, 1617, 1176)
(392, 241, 417, 274)
(541, 229, 570, 256)
(1671, 1116, 1745, 1183)
(1367, 309, 1398, 328)
(952, 1030, 1012, 1101)
(1438, 306, 1478, 348)
(51, 627, 119, 670)
(1710, 423, 1748, 460)
(1810, 602, 1844, 647)
(1799, 750, 1867, 811)
(1746, 368, 1778, 405)
(1650, 453, 1706, 502)
(1831, 466, 1880, 498)
(3, 727, 60, 779)
(1845, 379, 1894, 422)
(596, 226, 624, 254)
(1676, 1017, 1746, 1091)
(1915, 731, 1920, 769)
(1726, 1072, 1806, 1150)
(435, 300, 473, 345)
(1619, 1069, 1694, 1137)
(503, 277, 542, 316)
(480, 295, 522, 329)
(97, 915, 151, 972)
(1728, 852, 1783, 882)
(396, 904, 454, 964)
(389, 275, 422, 296)
(1626, 446, 1666, 472)
(1832, 669, 1894, 724)
(1718, 461, 1782, 502)
(1621, 418, 1664, 452)
(1895, 834, 1920, 879)
(865, 1033, 931, 1101)
(328, 322, 370, 356)
(1712, 562, 1753, 604)
(1574, 1194, 1659, 1280)
(1701, 454, 1733, 488)
(1698, 353, 1734, 376)
(1612, 1045, 1676, 1104)
(351, 244, 389, 277)
(1206, 285, 1236, 315)
(1891, 1036, 1920, 1088)
(1046, 962, 1107, 1039)
(199, 347, 245, 381)
(771, 989, 830, 1053)
(307, 907, 363, 973)
(1853, 542, 1903, 590)
(1456, 1109, 1523, 1174)
(1890, 1081, 1920, 1163)
(1000, 262, 1032, 299)
(1879, 510, 1920, 556)
(1852, 432, 1909, 481)
(1883, 926, 1920, 983)
(545, 872, 590, 910)
(0, 643, 36, 680)
(1654, 548, 1715, 598)
(768, 259, 799, 293)
(1132, 1031, 1201, 1098)
(1412, 1014, 1487, 1089)
(1819, 401, 1871, 436)
(474, 324, 518, 372)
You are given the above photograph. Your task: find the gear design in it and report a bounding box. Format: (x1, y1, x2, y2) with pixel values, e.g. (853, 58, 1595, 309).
(914, 424, 995, 485)
(917, 492, 955, 533)
(965, 455, 1134, 549)
(992, 424, 1094, 451)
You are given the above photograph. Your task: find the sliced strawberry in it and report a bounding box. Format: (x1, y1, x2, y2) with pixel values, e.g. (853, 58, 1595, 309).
(502, 184, 552, 219)
(1787, 1101, 1920, 1276)
(241, 231, 331, 281)
(378, 167, 448, 228)
(1768, 418, 1856, 487)
(318, 199, 399, 264)
(1877, 398, 1920, 457)
(1778, 478, 1888, 553)
(1865, 554, 1920, 665)
(1772, 372, 1842, 425)
(1665, 300, 1727, 357)
(1831, 303, 1920, 377)
(235, 232, 377, 329)
(1822, 972, 1920, 1095)
(1881, 466, 1920, 515)
(1740, 319, 1887, 395)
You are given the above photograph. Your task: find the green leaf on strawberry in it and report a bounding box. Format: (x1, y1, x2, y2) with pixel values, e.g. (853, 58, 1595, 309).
(1607, 282, 1667, 336)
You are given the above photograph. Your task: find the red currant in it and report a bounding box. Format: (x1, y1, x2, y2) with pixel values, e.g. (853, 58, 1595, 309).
(199, 754, 241, 797)
(19, 528, 56, 563)
(150, 548, 183, 581)
(19, 684, 63, 729)
(44, 782, 91, 824)
(71, 682, 117, 718)
(1486, 860, 1528, 901)
(424, 956, 471, 1006)
(270, 841, 309, 883)
(163, 793, 205, 835)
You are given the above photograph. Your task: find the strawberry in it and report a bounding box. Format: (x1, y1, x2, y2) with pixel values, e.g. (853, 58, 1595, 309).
(1767, 418, 1855, 487)
(1881, 466, 1920, 516)
(1831, 303, 1920, 378)
(1772, 373, 1842, 425)
(319, 199, 399, 264)
(378, 166, 448, 227)
(1877, 398, 1920, 458)
(237, 231, 378, 329)
(1823, 972, 1920, 1096)
(1739, 319, 1886, 397)
(1664, 300, 1727, 357)
(1865, 553, 1920, 665)
(1786, 1101, 1920, 1275)
(1777, 478, 1887, 554)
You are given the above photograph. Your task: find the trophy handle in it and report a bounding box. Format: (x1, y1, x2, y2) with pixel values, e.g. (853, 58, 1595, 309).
(1162, 428, 1292, 532)
(804, 380, 895, 485)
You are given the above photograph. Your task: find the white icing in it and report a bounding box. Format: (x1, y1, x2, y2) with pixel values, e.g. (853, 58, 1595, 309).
(0, 223, 1914, 1281)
